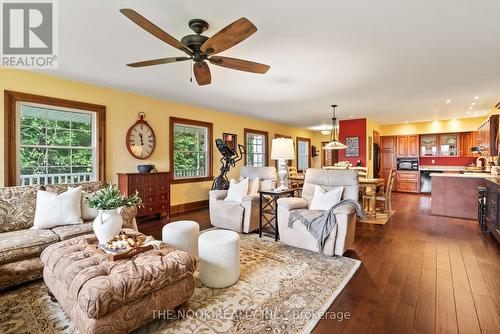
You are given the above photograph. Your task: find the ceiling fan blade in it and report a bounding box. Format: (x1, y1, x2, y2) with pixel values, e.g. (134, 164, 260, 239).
(127, 57, 191, 67)
(193, 61, 211, 85)
(201, 17, 257, 55)
(120, 8, 192, 55)
(209, 56, 270, 74)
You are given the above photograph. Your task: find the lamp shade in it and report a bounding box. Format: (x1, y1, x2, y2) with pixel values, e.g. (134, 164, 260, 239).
(323, 140, 348, 150)
(271, 138, 295, 160)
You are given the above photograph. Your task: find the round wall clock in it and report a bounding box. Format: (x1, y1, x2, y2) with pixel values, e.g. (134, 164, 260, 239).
(126, 112, 156, 159)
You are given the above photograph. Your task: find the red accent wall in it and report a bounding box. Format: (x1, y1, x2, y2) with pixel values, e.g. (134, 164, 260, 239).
(339, 118, 367, 166)
(419, 157, 475, 166)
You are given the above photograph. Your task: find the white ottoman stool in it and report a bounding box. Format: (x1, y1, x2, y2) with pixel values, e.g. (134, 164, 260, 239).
(198, 230, 240, 288)
(162, 220, 200, 259)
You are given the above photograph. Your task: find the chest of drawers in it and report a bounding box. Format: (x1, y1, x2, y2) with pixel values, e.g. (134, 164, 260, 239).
(118, 172, 170, 220)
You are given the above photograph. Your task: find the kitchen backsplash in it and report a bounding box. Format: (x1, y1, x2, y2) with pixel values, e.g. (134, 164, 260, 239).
(419, 157, 475, 166)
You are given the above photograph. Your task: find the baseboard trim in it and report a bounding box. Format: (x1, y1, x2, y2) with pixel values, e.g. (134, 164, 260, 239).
(171, 199, 209, 215)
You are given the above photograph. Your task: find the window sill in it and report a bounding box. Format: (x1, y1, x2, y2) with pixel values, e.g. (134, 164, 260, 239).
(171, 176, 214, 184)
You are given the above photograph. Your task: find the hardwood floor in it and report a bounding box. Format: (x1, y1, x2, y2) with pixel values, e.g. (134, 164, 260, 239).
(138, 193, 500, 334)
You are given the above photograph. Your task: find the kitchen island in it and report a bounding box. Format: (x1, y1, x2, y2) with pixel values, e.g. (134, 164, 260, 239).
(431, 173, 496, 220)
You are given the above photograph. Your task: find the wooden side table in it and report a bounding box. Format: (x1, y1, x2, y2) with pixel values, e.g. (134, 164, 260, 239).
(259, 188, 300, 241)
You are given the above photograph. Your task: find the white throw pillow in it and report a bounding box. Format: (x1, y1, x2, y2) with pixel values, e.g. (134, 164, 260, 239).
(32, 186, 83, 229)
(69, 187, 99, 220)
(309, 185, 344, 211)
(239, 176, 260, 195)
(225, 178, 249, 203)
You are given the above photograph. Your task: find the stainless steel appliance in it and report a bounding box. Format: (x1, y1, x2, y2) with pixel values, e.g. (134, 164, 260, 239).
(420, 170, 443, 193)
(397, 158, 418, 171)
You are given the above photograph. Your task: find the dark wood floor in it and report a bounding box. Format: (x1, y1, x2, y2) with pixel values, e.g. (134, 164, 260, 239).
(138, 193, 500, 334)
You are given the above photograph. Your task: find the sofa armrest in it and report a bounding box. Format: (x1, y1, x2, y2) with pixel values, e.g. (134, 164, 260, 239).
(119, 206, 138, 231)
(209, 190, 228, 202)
(277, 197, 308, 211)
(241, 194, 259, 203)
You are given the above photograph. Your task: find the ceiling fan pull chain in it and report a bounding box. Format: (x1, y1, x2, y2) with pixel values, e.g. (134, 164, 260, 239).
(190, 60, 193, 83)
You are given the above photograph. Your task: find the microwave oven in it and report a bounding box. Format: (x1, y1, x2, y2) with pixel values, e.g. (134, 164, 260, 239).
(397, 158, 419, 170)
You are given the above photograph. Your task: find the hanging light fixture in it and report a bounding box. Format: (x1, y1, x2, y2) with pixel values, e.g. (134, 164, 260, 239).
(323, 104, 347, 150)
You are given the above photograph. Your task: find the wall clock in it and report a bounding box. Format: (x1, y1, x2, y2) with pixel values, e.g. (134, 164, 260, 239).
(126, 112, 156, 159)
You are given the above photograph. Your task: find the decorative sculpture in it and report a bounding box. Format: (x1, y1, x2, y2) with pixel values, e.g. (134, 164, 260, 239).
(211, 138, 245, 190)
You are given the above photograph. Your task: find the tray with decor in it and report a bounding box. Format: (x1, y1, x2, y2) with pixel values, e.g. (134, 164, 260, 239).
(84, 232, 154, 261)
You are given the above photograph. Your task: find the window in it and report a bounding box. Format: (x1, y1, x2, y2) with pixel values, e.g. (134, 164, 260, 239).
(296, 137, 311, 171)
(169, 117, 213, 183)
(5, 91, 105, 186)
(244, 129, 268, 167)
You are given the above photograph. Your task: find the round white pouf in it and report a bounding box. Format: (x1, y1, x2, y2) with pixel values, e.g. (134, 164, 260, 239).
(198, 230, 240, 288)
(162, 221, 200, 259)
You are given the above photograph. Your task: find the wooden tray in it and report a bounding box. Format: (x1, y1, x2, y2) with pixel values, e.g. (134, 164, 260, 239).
(84, 235, 154, 261)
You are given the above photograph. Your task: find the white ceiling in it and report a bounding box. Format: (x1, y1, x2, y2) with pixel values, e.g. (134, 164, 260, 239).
(41, 0, 500, 128)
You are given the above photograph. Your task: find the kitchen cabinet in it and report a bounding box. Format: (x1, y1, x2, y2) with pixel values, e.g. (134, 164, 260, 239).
(460, 132, 479, 157)
(396, 171, 419, 193)
(439, 134, 459, 156)
(381, 136, 397, 189)
(396, 135, 418, 157)
(485, 179, 500, 244)
(420, 135, 439, 156)
(477, 114, 499, 156)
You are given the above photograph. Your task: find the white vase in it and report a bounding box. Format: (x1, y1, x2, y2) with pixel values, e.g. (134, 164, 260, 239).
(93, 208, 123, 244)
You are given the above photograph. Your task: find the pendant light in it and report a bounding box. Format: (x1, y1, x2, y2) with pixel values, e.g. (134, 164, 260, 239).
(323, 104, 347, 150)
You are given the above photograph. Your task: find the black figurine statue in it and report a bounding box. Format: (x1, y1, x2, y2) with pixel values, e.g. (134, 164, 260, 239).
(211, 138, 245, 190)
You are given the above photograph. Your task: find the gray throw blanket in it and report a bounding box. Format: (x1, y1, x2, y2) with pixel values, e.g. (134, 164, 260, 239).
(288, 199, 366, 251)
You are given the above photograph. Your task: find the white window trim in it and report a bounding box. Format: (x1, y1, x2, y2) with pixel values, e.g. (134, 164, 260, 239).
(246, 132, 267, 167)
(172, 122, 210, 180)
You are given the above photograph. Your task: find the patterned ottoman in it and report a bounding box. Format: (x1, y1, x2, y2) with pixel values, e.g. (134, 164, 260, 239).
(40, 232, 196, 334)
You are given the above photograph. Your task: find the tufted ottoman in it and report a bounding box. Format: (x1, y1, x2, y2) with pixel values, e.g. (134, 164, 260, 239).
(40, 231, 196, 334)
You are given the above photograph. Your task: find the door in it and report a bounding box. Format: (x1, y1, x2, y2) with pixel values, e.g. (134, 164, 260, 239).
(397, 136, 407, 157)
(407, 135, 418, 157)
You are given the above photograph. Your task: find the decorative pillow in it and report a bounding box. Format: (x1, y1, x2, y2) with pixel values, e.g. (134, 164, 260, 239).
(225, 178, 249, 203)
(69, 186, 99, 220)
(309, 185, 344, 211)
(239, 176, 260, 195)
(32, 186, 83, 229)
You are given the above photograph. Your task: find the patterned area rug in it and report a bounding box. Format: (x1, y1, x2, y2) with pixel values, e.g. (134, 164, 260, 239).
(0, 234, 360, 334)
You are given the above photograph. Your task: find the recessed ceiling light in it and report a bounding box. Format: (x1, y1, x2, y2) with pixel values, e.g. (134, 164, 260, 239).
(471, 102, 476, 106)
(474, 96, 479, 100)
(469, 106, 473, 110)
(474, 112, 478, 116)
(405, 120, 408, 124)
(446, 99, 451, 104)
(467, 111, 471, 114)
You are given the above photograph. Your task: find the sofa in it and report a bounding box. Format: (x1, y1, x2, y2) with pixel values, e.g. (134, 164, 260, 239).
(277, 169, 359, 256)
(0, 181, 138, 290)
(209, 166, 276, 233)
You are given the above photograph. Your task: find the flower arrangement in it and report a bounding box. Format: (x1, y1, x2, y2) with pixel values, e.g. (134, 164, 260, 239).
(86, 183, 143, 210)
(334, 161, 352, 168)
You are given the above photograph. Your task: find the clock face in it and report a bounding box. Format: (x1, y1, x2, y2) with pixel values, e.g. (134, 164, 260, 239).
(127, 122, 156, 159)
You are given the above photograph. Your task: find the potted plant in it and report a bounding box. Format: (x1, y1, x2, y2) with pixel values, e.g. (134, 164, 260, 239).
(86, 183, 143, 244)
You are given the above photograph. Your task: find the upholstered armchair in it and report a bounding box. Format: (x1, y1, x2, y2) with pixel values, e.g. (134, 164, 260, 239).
(277, 169, 359, 256)
(209, 166, 276, 233)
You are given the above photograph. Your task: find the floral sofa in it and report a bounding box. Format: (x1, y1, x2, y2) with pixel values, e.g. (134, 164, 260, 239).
(0, 181, 138, 290)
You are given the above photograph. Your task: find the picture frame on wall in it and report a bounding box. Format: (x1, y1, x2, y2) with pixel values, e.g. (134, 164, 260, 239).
(345, 136, 360, 157)
(223, 133, 237, 151)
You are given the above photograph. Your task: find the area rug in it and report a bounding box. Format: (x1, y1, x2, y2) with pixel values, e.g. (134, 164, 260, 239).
(358, 210, 396, 225)
(0, 234, 360, 334)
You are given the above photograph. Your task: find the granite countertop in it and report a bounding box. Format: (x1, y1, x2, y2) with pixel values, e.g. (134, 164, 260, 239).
(419, 165, 466, 171)
(430, 172, 496, 178)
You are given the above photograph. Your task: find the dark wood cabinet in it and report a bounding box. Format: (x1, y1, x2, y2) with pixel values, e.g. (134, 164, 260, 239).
(477, 115, 499, 156)
(485, 179, 500, 244)
(118, 172, 170, 220)
(396, 171, 419, 193)
(381, 136, 397, 189)
(396, 135, 418, 157)
(460, 131, 479, 157)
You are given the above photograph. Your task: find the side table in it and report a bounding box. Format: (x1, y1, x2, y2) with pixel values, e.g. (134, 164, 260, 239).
(259, 188, 300, 241)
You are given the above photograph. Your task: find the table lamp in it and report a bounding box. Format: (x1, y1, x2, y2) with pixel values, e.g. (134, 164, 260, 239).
(271, 138, 295, 190)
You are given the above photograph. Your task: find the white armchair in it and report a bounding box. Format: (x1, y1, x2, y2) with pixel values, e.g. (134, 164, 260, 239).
(209, 166, 276, 233)
(277, 169, 359, 256)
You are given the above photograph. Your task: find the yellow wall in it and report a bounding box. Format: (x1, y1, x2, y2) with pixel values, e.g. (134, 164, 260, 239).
(0, 70, 318, 205)
(380, 117, 486, 136)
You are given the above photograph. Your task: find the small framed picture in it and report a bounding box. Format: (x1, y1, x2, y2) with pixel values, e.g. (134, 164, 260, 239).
(345, 136, 360, 157)
(223, 133, 237, 151)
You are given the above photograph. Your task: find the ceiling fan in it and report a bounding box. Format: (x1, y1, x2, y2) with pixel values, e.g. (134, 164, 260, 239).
(120, 9, 270, 85)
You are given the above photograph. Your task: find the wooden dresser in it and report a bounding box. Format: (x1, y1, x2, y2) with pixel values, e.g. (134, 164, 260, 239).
(118, 172, 170, 220)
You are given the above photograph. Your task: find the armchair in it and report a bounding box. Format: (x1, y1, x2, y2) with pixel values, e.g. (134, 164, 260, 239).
(277, 169, 359, 256)
(209, 166, 276, 233)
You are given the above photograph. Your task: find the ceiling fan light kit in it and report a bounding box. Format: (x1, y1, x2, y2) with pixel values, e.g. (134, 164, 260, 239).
(120, 9, 270, 86)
